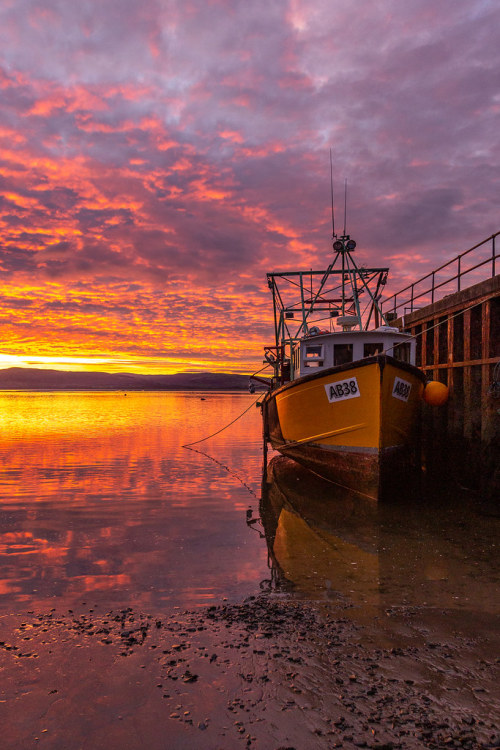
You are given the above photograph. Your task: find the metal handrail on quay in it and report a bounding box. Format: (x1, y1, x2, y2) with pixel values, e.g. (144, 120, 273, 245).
(382, 231, 499, 318)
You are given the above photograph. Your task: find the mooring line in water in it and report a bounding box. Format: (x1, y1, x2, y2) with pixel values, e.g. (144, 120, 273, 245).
(182, 395, 261, 447)
(182, 393, 264, 499)
(183, 444, 259, 499)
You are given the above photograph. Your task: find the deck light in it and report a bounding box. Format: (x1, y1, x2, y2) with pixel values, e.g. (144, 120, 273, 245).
(333, 239, 344, 252)
(346, 239, 356, 251)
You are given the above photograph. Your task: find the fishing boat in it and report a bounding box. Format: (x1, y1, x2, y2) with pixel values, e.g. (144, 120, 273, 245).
(255, 230, 442, 500)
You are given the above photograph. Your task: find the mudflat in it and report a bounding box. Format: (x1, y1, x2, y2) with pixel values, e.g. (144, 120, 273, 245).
(1, 596, 498, 750)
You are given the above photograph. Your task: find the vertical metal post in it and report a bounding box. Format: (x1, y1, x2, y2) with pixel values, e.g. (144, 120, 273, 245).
(410, 284, 414, 312)
(457, 256, 461, 292)
(299, 272, 307, 334)
(341, 250, 345, 315)
(271, 279, 279, 348)
(347, 253, 362, 324)
(493, 235, 496, 278)
(431, 272, 435, 303)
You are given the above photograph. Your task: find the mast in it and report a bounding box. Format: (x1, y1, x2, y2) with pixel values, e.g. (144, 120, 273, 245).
(265, 177, 390, 372)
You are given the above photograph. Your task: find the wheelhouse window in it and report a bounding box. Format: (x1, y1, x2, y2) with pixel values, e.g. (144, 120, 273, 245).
(363, 342, 383, 357)
(393, 341, 411, 363)
(334, 343, 353, 366)
(305, 345, 323, 358)
(304, 344, 324, 368)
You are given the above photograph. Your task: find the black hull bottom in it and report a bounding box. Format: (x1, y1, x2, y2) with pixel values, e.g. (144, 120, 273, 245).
(272, 442, 420, 502)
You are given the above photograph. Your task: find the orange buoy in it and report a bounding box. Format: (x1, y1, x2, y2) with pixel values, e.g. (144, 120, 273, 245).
(423, 380, 449, 406)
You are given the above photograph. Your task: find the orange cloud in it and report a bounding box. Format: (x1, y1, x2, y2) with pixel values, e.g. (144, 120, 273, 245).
(219, 129, 244, 144)
(0, 1, 496, 380)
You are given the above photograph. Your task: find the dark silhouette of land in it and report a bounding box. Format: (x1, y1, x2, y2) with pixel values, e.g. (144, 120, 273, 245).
(0, 367, 268, 391)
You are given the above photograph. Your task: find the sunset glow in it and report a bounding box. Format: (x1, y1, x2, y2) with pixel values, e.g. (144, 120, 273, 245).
(0, 1, 498, 375)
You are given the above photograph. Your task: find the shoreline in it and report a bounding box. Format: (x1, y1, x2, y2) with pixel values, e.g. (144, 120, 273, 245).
(0, 387, 260, 392)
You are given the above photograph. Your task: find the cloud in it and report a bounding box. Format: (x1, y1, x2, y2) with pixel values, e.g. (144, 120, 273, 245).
(0, 0, 498, 371)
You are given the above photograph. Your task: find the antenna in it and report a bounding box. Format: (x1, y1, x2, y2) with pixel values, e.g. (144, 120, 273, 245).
(329, 148, 335, 238)
(343, 178, 347, 236)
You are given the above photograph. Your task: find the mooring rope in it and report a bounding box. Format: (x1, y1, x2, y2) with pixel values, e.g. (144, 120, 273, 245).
(180, 364, 271, 501)
(183, 444, 259, 498)
(181, 394, 262, 448)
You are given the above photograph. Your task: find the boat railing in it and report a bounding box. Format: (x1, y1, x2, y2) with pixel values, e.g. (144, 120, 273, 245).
(381, 231, 499, 319)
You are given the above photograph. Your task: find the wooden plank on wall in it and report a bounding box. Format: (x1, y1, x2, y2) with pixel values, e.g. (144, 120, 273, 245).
(463, 309, 472, 439)
(481, 301, 493, 442)
(447, 314, 454, 389)
(447, 314, 455, 433)
(433, 317, 439, 380)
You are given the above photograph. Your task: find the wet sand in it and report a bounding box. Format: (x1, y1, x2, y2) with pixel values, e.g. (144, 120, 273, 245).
(1, 596, 499, 750)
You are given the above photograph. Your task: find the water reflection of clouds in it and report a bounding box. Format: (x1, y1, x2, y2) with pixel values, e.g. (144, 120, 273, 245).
(0, 392, 267, 613)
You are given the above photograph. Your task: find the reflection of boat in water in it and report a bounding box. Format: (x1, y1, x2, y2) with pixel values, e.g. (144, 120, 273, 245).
(256, 232, 446, 500)
(260, 455, 380, 606)
(260, 456, 499, 615)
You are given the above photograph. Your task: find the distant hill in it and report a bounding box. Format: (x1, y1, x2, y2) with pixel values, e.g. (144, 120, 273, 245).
(0, 367, 269, 391)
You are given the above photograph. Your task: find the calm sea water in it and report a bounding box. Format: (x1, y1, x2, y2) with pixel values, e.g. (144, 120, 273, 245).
(0, 391, 268, 615)
(0, 391, 498, 621)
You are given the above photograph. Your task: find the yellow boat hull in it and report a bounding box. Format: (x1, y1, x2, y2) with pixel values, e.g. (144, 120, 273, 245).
(263, 355, 426, 500)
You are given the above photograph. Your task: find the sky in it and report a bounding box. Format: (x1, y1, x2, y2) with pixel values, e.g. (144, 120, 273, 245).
(0, 0, 498, 374)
